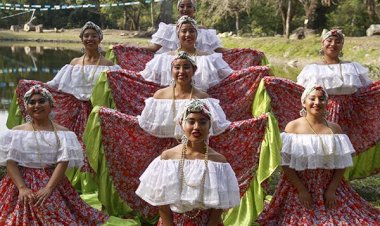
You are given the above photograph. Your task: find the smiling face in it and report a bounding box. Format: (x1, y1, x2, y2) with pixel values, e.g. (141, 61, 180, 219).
(81, 28, 101, 51)
(322, 36, 344, 59)
(303, 89, 328, 117)
(178, 23, 197, 49)
(182, 112, 210, 143)
(172, 58, 195, 85)
(26, 93, 52, 121)
(178, 0, 195, 17)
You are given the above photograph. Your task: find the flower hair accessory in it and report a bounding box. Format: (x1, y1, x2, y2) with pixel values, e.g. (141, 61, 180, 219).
(179, 99, 211, 126)
(176, 15, 197, 32)
(172, 51, 197, 69)
(301, 84, 329, 105)
(24, 84, 55, 108)
(79, 21, 103, 41)
(321, 29, 344, 43)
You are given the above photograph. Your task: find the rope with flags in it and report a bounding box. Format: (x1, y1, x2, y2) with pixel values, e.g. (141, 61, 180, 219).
(0, 1, 159, 11)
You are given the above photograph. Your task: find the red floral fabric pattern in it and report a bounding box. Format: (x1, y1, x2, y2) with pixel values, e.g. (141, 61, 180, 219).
(107, 66, 271, 121)
(112, 45, 267, 71)
(157, 209, 224, 226)
(98, 107, 267, 218)
(0, 167, 108, 225)
(257, 169, 380, 225)
(15, 80, 93, 172)
(262, 77, 380, 153)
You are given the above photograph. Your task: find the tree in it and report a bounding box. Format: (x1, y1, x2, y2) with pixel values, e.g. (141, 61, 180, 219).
(199, 0, 253, 35)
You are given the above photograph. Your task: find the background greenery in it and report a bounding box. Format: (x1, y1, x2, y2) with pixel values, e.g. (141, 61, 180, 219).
(0, 0, 380, 36)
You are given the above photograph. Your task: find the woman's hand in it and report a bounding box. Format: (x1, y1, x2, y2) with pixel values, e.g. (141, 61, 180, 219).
(298, 188, 313, 209)
(18, 187, 36, 204)
(34, 186, 53, 206)
(324, 188, 337, 209)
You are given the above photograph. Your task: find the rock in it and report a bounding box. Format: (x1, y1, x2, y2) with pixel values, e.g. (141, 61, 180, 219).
(287, 60, 298, 68)
(10, 25, 19, 32)
(367, 24, 380, 36)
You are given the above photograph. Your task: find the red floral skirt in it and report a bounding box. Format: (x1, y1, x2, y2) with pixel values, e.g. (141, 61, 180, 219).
(0, 167, 108, 225)
(157, 209, 224, 226)
(257, 169, 380, 225)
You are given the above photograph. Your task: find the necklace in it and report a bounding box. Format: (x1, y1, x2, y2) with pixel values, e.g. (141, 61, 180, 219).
(304, 117, 335, 155)
(31, 120, 61, 169)
(179, 143, 208, 219)
(172, 85, 194, 140)
(81, 54, 101, 83)
(177, 48, 197, 56)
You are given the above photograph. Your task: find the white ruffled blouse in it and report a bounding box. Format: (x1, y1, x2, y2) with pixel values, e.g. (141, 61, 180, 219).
(281, 133, 355, 171)
(140, 52, 233, 91)
(0, 130, 84, 169)
(151, 22, 222, 54)
(46, 64, 121, 100)
(297, 62, 372, 95)
(137, 98, 231, 138)
(136, 157, 240, 213)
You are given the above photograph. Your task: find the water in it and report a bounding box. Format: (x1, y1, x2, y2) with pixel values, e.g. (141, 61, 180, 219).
(0, 45, 80, 131)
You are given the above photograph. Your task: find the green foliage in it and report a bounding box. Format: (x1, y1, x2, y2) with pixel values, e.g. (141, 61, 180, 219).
(326, 0, 375, 36)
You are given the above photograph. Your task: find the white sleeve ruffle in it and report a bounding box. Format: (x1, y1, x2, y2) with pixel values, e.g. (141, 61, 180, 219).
(151, 23, 222, 54)
(135, 157, 240, 213)
(0, 130, 83, 169)
(281, 133, 355, 170)
(297, 62, 372, 95)
(46, 64, 121, 100)
(137, 98, 231, 138)
(140, 52, 233, 91)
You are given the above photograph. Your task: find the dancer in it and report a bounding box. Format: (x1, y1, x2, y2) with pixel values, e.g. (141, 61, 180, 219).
(257, 85, 380, 225)
(136, 100, 240, 226)
(0, 85, 108, 225)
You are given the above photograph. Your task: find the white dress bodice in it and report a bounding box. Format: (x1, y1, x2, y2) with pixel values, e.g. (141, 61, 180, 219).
(137, 97, 231, 138)
(0, 130, 83, 169)
(297, 62, 372, 95)
(47, 64, 121, 100)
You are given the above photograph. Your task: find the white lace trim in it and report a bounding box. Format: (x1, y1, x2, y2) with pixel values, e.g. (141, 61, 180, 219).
(297, 62, 372, 95)
(140, 52, 233, 91)
(137, 98, 231, 138)
(46, 64, 121, 100)
(151, 23, 222, 54)
(0, 130, 84, 169)
(136, 157, 240, 213)
(281, 133, 355, 170)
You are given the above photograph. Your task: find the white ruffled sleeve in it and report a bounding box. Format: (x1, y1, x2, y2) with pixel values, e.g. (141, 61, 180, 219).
(151, 23, 178, 53)
(281, 133, 355, 170)
(56, 131, 84, 169)
(137, 98, 231, 138)
(47, 64, 121, 100)
(297, 63, 372, 95)
(0, 130, 83, 169)
(136, 157, 240, 212)
(196, 28, 222, 53)
(140, 53, 174, 86)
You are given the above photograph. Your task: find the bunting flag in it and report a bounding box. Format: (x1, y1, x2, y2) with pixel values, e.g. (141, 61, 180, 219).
(0, 1, 160, 11)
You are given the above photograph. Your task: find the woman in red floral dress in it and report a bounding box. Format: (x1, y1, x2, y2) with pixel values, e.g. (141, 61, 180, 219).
(0, 85, 108, 225)
(257, 85, 380, 225)
(136, 99, 240, 226)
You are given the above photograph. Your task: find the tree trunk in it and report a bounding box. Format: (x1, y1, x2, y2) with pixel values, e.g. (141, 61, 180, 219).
(366, 0, 377, 21)
(150, 1, 154, 28)
(158, 0, 173, 24)
(285, 0, 292, 38)
(235, 11, 240, 36)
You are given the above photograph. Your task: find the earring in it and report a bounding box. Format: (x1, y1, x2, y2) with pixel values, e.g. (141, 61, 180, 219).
(181, 135, 188, 145)
(318, 48, 324, 56)
(80, 47, 86, 54)
(299, 108, 307, 117)
(97, 46, 102, 54)
(49, 111, 56, 120)
(204, 135, 210, 145)
(339, 51, 343, 57)
(25, 114, 33, 123)
(170, 79, 175, 87)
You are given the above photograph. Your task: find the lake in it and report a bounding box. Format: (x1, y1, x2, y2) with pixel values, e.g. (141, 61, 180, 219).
(0, 45, 80, 131)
